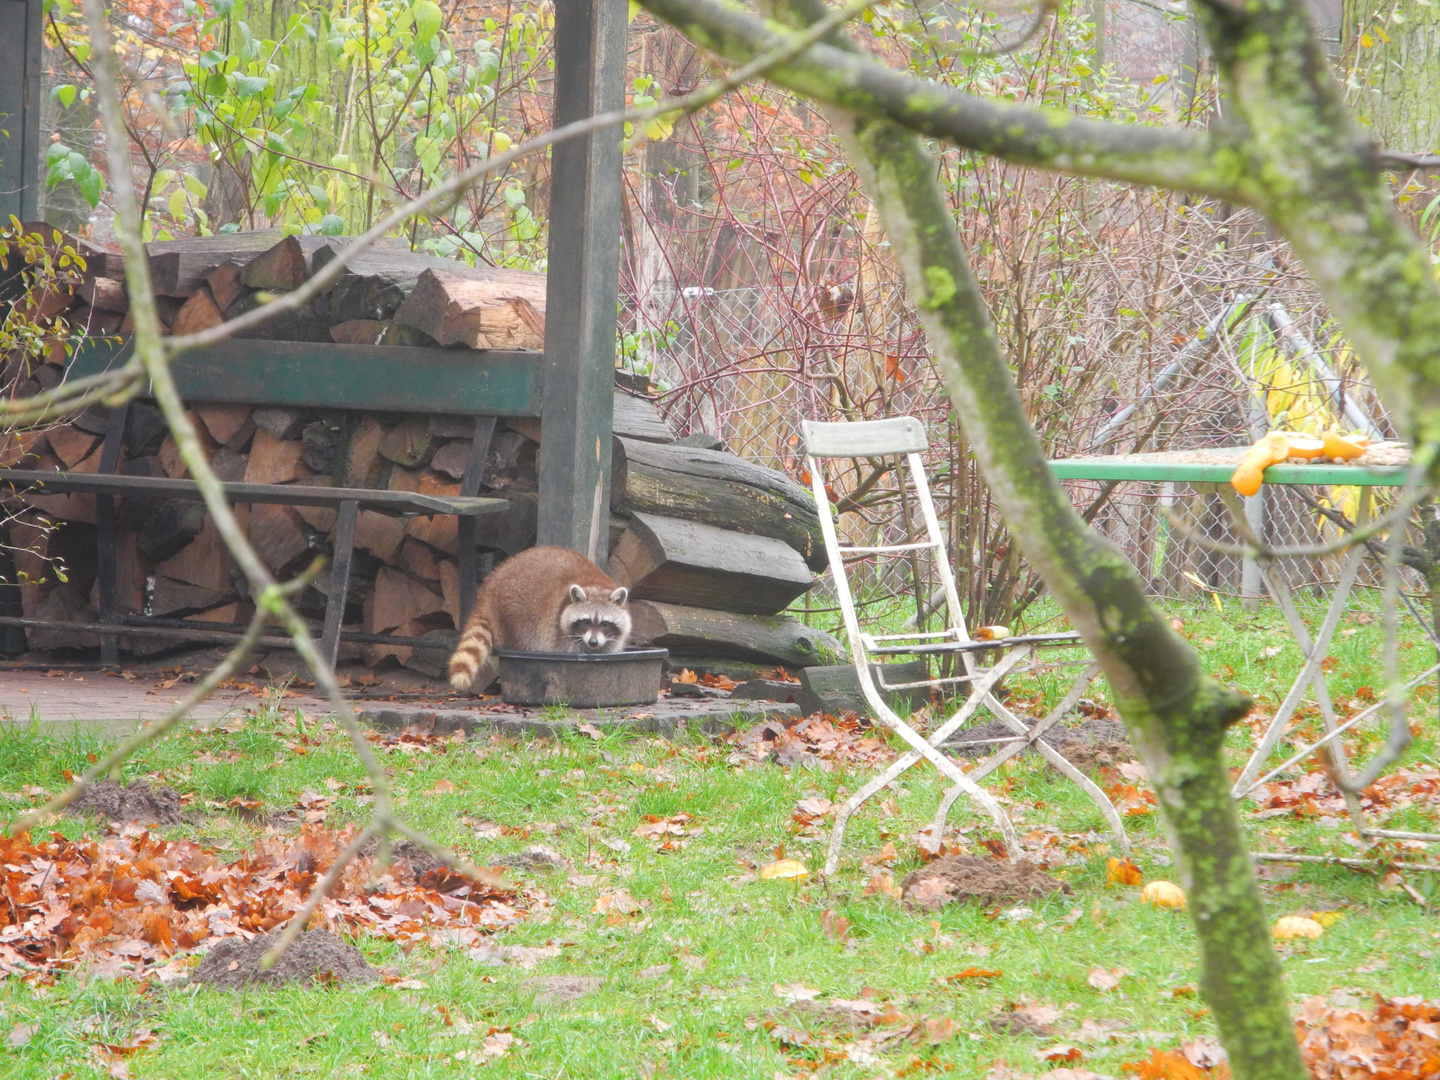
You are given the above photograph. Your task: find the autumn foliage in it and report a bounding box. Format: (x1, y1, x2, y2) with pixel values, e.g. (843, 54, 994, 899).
(0, 824, 528, 979)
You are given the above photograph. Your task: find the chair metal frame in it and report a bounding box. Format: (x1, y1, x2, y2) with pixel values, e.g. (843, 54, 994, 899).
(801, 417, 1129, 874)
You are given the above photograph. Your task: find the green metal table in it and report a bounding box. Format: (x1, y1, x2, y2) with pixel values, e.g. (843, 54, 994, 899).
(1050, 449, 1437, 836)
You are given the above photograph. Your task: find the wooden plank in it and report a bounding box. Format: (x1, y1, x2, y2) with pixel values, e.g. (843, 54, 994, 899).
(801, 416, 928, 457)
(65, 338, 543, 418)
(608, 512, 814, 615)
(628, 599, 843, 667)
(0, 0, 42, 222)
(613, 436, 826, 570)
(0, 469, 508, 516)
(535, 0, 627, 560)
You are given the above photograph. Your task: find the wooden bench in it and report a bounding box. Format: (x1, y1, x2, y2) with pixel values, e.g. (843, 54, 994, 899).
(1, 338, 539, 667)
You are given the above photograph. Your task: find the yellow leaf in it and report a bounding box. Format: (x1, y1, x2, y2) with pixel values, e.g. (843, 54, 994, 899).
(1273, 915, 1324, 940)
(1360, 31, 1374, 45)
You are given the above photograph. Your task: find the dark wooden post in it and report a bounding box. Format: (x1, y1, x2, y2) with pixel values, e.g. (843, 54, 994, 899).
(0, 0, 43, 221)
(536, 0, 626, 565)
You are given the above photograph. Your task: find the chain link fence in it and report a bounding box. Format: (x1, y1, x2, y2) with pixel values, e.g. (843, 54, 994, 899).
(620, 282, 1423, 612)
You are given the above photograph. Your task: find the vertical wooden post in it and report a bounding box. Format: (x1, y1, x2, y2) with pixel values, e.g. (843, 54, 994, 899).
(0, 0, 43, 221)
(536, 0, 626, 564)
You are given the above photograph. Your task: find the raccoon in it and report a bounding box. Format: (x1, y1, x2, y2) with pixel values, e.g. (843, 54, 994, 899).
(447, 546, 632, 691)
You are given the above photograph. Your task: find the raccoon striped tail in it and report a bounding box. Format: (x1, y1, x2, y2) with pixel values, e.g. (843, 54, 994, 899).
(448, 620, 493, 690)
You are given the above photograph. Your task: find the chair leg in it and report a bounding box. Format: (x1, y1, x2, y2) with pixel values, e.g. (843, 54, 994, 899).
(320, 500, 358, 672)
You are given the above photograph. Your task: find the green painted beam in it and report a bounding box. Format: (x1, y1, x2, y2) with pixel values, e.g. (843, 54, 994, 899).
(1049, 456, 1409, 486)
(66, 338, 542, 417)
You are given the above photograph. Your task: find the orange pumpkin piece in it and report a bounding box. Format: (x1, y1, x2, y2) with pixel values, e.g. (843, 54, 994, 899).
(1283, 435, 1327, 460)
(1322, 430, 1367, 462)
(1231, 432, 1291, 496)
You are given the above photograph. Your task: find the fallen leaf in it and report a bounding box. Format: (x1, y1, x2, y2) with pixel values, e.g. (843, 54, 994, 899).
(592, 891, 642, 916)
(758, 858, 809, 881)
(1087, 966, 1128, 992)
(9, 1023, 37, 1048)
(773, 982, 823, 1004)
(821, 909, 851, 940)
(575, 722, 605, 740)
(1036, 1044, 1084, 1063)
(947, 967, 1003, 981)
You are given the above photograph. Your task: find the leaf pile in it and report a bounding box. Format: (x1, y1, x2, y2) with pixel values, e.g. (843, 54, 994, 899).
(0, 824, 529, 979)
(1254, 764, 1440, 821)
(765, 986, 959, 1067)
(725, 714, 893, 771)
(1295, 993, 1439, 1078)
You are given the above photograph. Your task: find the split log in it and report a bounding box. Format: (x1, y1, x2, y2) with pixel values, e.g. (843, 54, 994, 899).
(467, 490, 536, 556)
(398, 537, 442, 582)
(240, 235, 310, 291)
(355, 510, 408, 563)
(45, 427, 101, 469)
(124, 402, 170, 457)
(343, 416, 386, 488)
(68, 304, 124, 335)
(194, 403, 254, 448)
(244, 429, 309, 485)
(393, 267, 546, 349)
(429, 438, 471, 481)
(247, 503, 310, 573)
(170, 287, 225, 336)
(78, 275, 128, 313)
(612, 437, 826, 571)
(609, 512, 814, 615)
(205, 260, 246, 311)
(221, 290, 332, 342)
(137, 499, 208, 561)
(150, 576, 231, 618)
(0, 429, 45, 469)
(252, 407, 310, 440)
(627, 600, 844, 667)
(368, 565, 445, 633)
(155, 518, 232, 593)
(328, 319, 437, 347)
(378, 417, 434, 469)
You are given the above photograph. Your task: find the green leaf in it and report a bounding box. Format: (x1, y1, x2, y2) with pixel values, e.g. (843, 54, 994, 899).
(319, 213, 346, 236)
(169, 188, 189, 220)
(78, 166, 103, 209)
(234, 74, 268, 98)
(412, 0, 442, 42)
(55, 84, 78, 109)
(206, 72, 228, 96)
(183, 173, 208, 199)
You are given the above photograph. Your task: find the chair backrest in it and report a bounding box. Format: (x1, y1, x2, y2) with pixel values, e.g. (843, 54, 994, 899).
(800, 417, 928, 458)
(800, 416, 974, 659)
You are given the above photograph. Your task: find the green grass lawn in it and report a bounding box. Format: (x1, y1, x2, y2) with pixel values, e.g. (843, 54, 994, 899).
(1, 596, 1436, 1079)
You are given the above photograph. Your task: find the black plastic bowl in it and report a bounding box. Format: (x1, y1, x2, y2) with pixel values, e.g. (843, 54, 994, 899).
(494, 648, 669, 708)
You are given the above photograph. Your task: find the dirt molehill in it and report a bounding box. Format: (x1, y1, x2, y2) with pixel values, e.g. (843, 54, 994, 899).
(522, 974, 604, 1004)
(945, 716, 1132, 774)
(70, 780, 183, 825)
(190, 929, 380, 989)
(900, 855, 1070, 908)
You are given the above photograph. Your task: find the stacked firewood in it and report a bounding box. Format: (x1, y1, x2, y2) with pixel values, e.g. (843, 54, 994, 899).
(2, 228, 843, 676)
(3, 226, 547, 356)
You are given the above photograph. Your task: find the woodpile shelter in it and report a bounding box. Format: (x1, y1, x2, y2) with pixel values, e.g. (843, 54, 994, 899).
(0, 0, 839, 680)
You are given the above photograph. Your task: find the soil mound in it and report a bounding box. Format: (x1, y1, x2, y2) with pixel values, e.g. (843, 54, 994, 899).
(190, 929, 379, 989)
(70, 780, 183, 825)
(944, 716, 1131, 773)
(900, 855, 1070, 908)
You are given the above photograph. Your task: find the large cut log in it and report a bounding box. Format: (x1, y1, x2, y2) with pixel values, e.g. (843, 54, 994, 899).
(612, 437, 826, 571)
(156, 518, 232, 593)
(205, 260, 246, 311)
(609, 512, 814, 615)
(393, 267, 546, 349)
(627, 600, 844, 667)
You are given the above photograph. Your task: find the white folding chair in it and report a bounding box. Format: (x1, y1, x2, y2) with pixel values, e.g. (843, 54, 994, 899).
(801, 417, 1129, 874)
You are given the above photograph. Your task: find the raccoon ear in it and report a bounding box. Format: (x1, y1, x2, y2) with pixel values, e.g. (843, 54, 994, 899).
(569, 584, 587, 603)
(609, 586, 628, 605)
